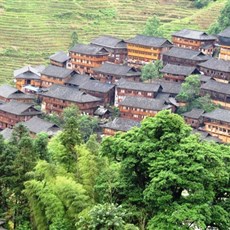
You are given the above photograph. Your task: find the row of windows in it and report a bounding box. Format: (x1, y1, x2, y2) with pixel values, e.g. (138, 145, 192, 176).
(119, 89, 153, 96)
(128, 50, 158, 56)
(207, 124, 230, 135)
(121, 106, 156, 113)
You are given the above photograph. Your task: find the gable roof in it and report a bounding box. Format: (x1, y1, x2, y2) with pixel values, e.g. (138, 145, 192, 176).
(182, 108, 204, 119)
(153, 79, 182, 95)
(202, 108, 230, 123)
(161, 64, 200, 76)
(66, 74, 93, 87)
(116, 79, 161, 92)
(69, 44, 109, 55)
(126, 34, 173, 47)
(198, 58, 230, 72)
(41, 65, 74, 79)
(101, 117, 140, 132)
(163, 47, 210, 61)
(218, 27, 230, 38)
(79, 80, 115, 93)
(91, 35, 126, 49)
(201, 80, 230, 94)
(93, 62, 141, 76)
(42, 84, 101, 103)
(172, 29, 216, 40)
(14, 65, 42, 80)
(0, 85, 19, 98)
(49, 51, 70, 63)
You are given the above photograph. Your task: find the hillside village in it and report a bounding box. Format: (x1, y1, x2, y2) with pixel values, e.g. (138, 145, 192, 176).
(1, 27, 230, 144)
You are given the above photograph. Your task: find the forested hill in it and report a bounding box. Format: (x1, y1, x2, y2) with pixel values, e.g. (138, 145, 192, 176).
(0, 0, 227, 84)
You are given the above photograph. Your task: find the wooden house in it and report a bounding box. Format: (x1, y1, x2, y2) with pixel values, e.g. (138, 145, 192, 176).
(126, 34, 173, 68)
(14, 65, 45, 91)
(200, 80, 230, 109)
(182, 108, 204, 128)
(65, 74, 94, 87)
(119, 96, 171, 121)
(218, 27, 230, 61)
(69, 44, 109, 74)
(162, 47, 210, 67)
(161, 64, 201, 82)
(41, 65, 75, 88)
(49, 51, 70, 68)
(92, 62, 141, 83)
(172, 29, 216, 55)
(90, 35, 127, 64)
(79, 80, 115, 105)
(101, 117, 140, 136)
(115, 79, 162, 106)
(202, 108, 230, 143)
(41, 84, 101, 115)
(0, 85, 35, 103)
(0, 101, 42, 129)
(198, 58, 230, 83)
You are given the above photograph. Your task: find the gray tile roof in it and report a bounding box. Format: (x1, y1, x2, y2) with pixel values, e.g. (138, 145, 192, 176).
(101, 117, 140, 132)
(42, 84, 101, 103)
(153, 79, 182, 95)
(49, 51, 70, 63)
(161, 64, 200, 76)
(182, 108, 204, 119)
(93, 62, 141, 76)
(198, 58, 230, 72)
(116, 79, 161, 92)
(41, 65, 74, 79)
(192, 129, 221, 143)
(69, 44, 109, 55)
(79, 80, 115, 93)
(66, 74, 92, 87)
(120, 96, 168, 110)
(172, 29, 216, 40)
(91, 35, 126, 49)
(0, 101, 41, 116)
(163, 47, 210, 61)
(126, 34, 173, 47)
(218, 27, 230, 38)
(200, 75, 212, 83)
(0, 128, 13, 140)
(14, 65, 42, 80)
(201, 80, 230, 94)
(202, 108, 230, 123)
(94, 106, 109, 116)
(0, 85, 19, 98)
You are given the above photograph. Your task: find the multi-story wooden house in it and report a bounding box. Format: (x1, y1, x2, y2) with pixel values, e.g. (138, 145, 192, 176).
(0, 85, 35, 103)
(65, 74, 94, 87)
(90, 35, 127, 64)
(202, 108, 230, 143)
(79, 80, 115, 105)
(40, 65, 75, 88)
(115, 79, 162, 105)
(119, 96, 171, 121)
(92, 62, 141, 83)
(69, 44, 109, 74)
(0, 101, 42, 129)
(172, 29, 216, 55)
(161, 64, 201, 82)
(218, 27, 230, 61)
(41, 84, 101, 115)
(126, 34, 173, 68)
(101, 117, 140, 136)
(162, 47, 210, 67)
(200, 80, 230, 109)
(198, 58, 230, 83)
(49, 51, 70, 68)
(182, 108, 204, 128)
(14, 65, 45, 91)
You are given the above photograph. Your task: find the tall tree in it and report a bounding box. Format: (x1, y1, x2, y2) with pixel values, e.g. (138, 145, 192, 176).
(141, 60, 163, 82)
(143, 16, 164, 37)
(69, 31, 79, 49)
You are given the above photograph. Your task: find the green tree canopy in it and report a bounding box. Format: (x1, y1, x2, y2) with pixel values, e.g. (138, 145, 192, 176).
(141, 60, 163, 82)
(143, 16, 164, 37)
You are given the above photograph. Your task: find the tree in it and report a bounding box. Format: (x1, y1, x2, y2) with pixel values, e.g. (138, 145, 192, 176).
(143, 16, 164, 37)
(33, 133, 49, 161)
(69, 31, 79, 49)
(141, 60, 163, 82)
(193, 0, 212, 9)
(101, 110, 230, 229)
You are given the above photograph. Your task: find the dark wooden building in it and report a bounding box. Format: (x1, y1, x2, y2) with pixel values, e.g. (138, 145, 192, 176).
(49, 51, 70, 68)
(218, 27, 230, 61)
(182, 108, 204, 128)
(161, 64, 201, 82)
(172, 29, 216, 55)
(69, 44, 109, 74)
(65, 74, 94, 87)
(92, 62, 141, 83)
(90, 35, 127, 64)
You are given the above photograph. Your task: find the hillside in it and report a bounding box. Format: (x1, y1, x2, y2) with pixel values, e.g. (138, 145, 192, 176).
(0, 0, 227, 84)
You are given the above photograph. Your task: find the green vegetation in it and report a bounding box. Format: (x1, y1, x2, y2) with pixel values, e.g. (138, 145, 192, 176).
(0, 0, 226, 84)
(143, 16, 163, 37)
(141, 60, 163, 82)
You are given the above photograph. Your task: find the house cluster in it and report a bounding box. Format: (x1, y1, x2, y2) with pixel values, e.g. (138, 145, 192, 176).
(1, 27, 230, 143)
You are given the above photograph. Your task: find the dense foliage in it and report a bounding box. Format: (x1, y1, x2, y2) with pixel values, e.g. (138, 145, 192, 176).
(141, 60, 163, 82)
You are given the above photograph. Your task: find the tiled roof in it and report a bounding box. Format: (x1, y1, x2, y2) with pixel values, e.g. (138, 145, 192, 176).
(79, 80, 115, 93)
(192, 129, 221, 143)
(126, 34, 173, 47)
(198, 58, 230, 72)
(49, 51, 70, 63)
(41, 65, 74, 79)
(153, 79, 182, 95)
(182, 108, 204, 119)
(202, 108, 230, 123)
(66, 74, 93, 87)
(69, 44, 109, 55)
(200, 75, 212, 83)
(0, 85, 19, 98)
(201, 80, 230, 94)
(42, 84, 101, 103)
(218, 27, 230, 38)
(14, 65, 42, 80)
(161, 64, 200, 76)
(172, 29, 216, 40)
(101, 117, 140, 132)
(91, 35, 126, 49)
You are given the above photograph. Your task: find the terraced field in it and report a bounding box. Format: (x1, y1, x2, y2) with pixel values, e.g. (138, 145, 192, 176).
(0, 0, 227, 84)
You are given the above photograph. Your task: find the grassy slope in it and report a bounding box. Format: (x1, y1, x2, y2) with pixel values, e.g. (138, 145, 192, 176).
(0, 0, 226, 84)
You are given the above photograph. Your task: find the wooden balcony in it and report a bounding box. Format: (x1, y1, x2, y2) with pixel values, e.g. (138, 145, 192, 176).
(127, 44, 161, 53)
(70, 55, 108, 62)
(128, 52, 159, 60)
